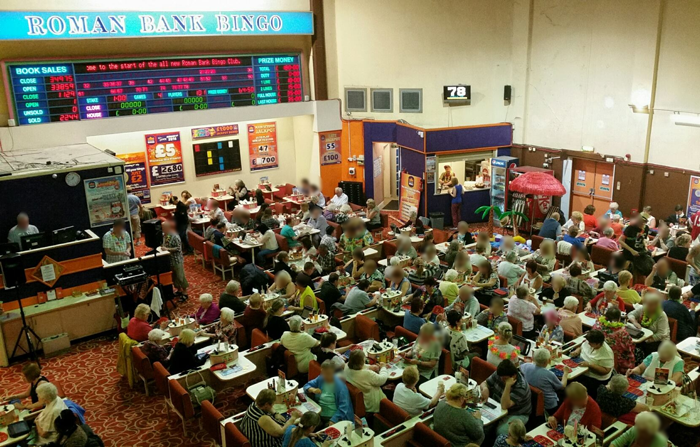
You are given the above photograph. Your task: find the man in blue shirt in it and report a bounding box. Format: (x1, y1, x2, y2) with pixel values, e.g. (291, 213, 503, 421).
(403, 297, 426, 334)
(520, 348, 570, 413)
(538, 212, 561, 240)
(562, 226, 584, 251)
(303, 360, 354, 424)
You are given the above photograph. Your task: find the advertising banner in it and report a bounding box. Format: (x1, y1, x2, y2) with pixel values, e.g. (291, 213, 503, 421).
(319, 131, 342, 165)
(247, 122, 279, 171)
(399, 171, 423, 221)
(117, 152, 151, 203)
(687, 175, 700, 216)
(191, 124, 239, 141)
(145, 131, 185, 185)
(83, 175, 128, 228)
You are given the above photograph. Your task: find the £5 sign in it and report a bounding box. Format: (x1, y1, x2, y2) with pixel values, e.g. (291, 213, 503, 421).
(145, 131, 185, 185)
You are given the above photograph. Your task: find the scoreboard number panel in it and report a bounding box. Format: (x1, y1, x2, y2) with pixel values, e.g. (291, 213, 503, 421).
(193, 139, 242, 177)
(5, 53, 303, 126)
(443, 85, 471, 101)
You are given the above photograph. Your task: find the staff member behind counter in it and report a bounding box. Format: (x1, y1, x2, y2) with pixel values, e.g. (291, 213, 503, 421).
(103, 218, 132, 264)
(8, 212, 39, 249)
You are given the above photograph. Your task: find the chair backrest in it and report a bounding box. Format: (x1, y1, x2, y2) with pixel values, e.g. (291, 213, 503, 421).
(316, 296, 327, 315)
(601, 412, 617, 430)
(344, 380, 366, 418)
(275, 233, 290, 253)
(383, 241, 398, 258)
(563, 330, 576, 342)
(201, 400, 224, 445)
(531, 235, 544, 252)
(379, 398, 411, 425)
(187, 230, 205, 253)
(152, 362, 171, 396)
(667, 317, 678, 343)
(438, 348, 452, 375)
(204, 241, 215, 262)
(224, 211, 233, 222)
(431, 229, 451, 244)
(412, 422, 450, 447)
(498, 275, 509, 288)
(131, 346, 154, 380)
(665, 256, 688, 281)
(327, 220, 342, 239)
(251, 328, 269, 348)
(225, 422, 251, 447)
(380, 213, 389, 228)
(590, 245, 614, 269)
(394, 325, 418, 343)
(169, 379, 195, 419)
(355, 314, 380, 341)
(507, 315, 523, 336)
(529, 385, 545, 418)
(308, 360, 322, 381)
(471, 357, 496, 384)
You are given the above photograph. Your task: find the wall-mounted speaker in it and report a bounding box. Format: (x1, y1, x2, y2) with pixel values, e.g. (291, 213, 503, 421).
(1, 253, 26, 288)
(504, 85, 512, 104)
(142, 219, 163, 249)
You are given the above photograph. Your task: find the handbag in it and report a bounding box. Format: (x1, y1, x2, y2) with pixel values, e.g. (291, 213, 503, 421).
(185, 371, 216, 407)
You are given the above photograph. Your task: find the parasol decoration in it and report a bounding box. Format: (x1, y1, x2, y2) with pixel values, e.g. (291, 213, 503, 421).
(509, 171, 566, 197)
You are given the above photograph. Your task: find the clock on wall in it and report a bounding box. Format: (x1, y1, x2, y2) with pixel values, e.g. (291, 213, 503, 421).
(65, 172, 81, 187)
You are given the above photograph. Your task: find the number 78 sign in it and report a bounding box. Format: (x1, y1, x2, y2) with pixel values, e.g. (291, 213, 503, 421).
(319, 131, 341, 166)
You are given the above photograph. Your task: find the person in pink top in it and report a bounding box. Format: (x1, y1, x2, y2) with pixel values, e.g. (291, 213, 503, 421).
(595, 227, 620, 251)
(689, 208, 700, 241)
(193, 293, 221, 326)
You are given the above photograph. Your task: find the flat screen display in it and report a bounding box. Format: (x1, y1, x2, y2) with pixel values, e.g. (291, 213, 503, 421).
(5, 53, 303, 125)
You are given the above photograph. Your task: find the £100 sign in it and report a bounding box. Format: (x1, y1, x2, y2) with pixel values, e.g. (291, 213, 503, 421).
(145, 131, 185, 186)
(319, 131, 341, 166)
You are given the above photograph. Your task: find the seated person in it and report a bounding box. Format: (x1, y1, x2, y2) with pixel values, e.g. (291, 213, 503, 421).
(320, 226, 337, 254)
(627, 293, 670, 354)
(452, 250, 472, 277)
(264, 299, 291, 341)
(548, 382, 602, 430)
(479, 359, 532, 436)
(445, 285, 480, 317)
(416, 277, 445, 317)
(273, 251, 295, 278)
(563, 211, 585, 232)
(193, 293, 220, 325)
(359, 259, 385, 292)
(340, 280, 379, 314)
(269, 271, 296, 299)
(281, 316, 319, 374)
(53, 409, 94, 447)
(558, 296, 583, 336)
(497, 251, 526, 288)
(346, 247, 365, 279)
(539, 275, 570, 308)
(650, 224, 673, 250)
(567, 249, 595, 275)
(314, 332, 345, 371)
(494, 419, 527, 447)
(219, 280, 246, 313)
(592, 307, 636, 374)
(211, 221, 228, 247)
(402, 323, 442, 381)
(663, 286, 698, 342)
(611, 412, 667, 447)
(403, 297, 427, 334)
(127, 303, 166, 342)
(281, 217, 301, 248)
(585, 281, 625, 314)
(241, 389, 300, 447)
(469, 242, 489, 268)
(488, 321, 520, 367)
(2, 362, 51, 411)
(166, 329, 206, 375)
(438, 269, 460, 305)
(667, 233, 690, 261)
(596, 375, 649, 425)
(562, 226, 584, 251)
(644, 258, 680, 290)
(538, 212, 562, 240)
(319, 273, 343, 311)
(507, 285, 541, 340)
(393, 366, 444, 417)
(241, 293, 267, 346)
(533, 239, 557, 282)
(8, 212, 39, 248)
(475, 296, 508, 330)
(616, 270, 641, 305)
(451, 221, 475, 245)
(395, 236, 418, 259)
(140, 329, 172, 368)
(316, 244, 337, 275)
(388, 268, 413, 303)
(519, 260, 543, 293)
(626, 340, 684, 384)
(567, 264, 595, 301)
(596, 227, 620, 251)
(34, 382, 68, 444)
(443, 310, 471, 370)
(434, 383, 485, 446)
(200, 307, 237, 345)
(287, 274, 318, 313)
(302, 261, 321, 281)
(303, 360, 353, 425)
(344, 350, 389, 413)
(567, 330, 614, 399)
(539, 309, 564, 343)
(472, 260, 501, 305)
(422, 244, 441, 267)
(407, 257, 440, 286)
(521, 348, 569, 414)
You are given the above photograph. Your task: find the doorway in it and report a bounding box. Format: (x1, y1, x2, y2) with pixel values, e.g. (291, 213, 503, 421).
(372, 142, 398, 209)
(570, 159, 615, 217)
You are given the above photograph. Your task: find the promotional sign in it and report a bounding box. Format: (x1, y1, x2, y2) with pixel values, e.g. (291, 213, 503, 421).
(145, 132, 185, 186)
(193, 139, 242, 177)
(687, 175, 700, 216)
(247, 122, 279, 171)
(399, 171, 423, 221)
(0, 11, 314, 40)
(117, 152, 151, 203)
(319, 131, 342, 166)
(191, 124, 239, 141)
(83, 175, 129, 228)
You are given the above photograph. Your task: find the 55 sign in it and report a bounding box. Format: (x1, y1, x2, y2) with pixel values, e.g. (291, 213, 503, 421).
(319, 131, 341, 166)
(145, 131, 185, 185)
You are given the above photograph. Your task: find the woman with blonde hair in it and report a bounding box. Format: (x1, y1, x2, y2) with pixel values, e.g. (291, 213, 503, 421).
(548, 382, 602, 430)
(616, 270, 641, 305)
(168, 329, 206, 375)
(269, 270, 296, 299)
(264, 298, 290, 341)
(433, 383, 485, 446)
(494, 418, 527, 447)
(611, 412, 667, 447)
(393, 365, 443, 416)
(282, 411, 330, 447)
(487, 321, 520, 367)
(365, 198, 382, 231)
(563, 211, 585, 232)
(127, 303, 165, 342)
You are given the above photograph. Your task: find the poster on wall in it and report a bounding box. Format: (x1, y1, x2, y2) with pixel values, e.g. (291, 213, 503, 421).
(247, 122, 279, 171)
(191, 124, 239, 141)
(687, 175, 700, 216)
(426, 156, 436, 183)
(399, 171, 424, 222)
(117, 152, 151, 203)
(83, 175, 129, 228)
(319, 131, 342, 165)
(145, 132, 185, 186)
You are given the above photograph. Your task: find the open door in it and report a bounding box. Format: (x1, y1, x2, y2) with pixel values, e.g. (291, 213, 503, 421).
(372, 143, 386, 205)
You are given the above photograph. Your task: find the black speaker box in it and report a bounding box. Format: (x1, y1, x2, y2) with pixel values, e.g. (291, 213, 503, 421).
(142, 219, 163, 249)
(1, 253, 26, 288)
(504, 85, 512, 102)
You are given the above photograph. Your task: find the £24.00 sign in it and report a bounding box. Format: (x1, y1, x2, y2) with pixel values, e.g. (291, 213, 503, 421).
(145, 132, 185, 186)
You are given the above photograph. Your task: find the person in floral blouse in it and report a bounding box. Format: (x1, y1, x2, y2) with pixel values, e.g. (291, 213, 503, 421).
(475, 296, 508, 330)
(539, 309, 564, 343)
(487, 322, 521, 367)
(338, 218, 373, 262)
(592, 307, 636, 374)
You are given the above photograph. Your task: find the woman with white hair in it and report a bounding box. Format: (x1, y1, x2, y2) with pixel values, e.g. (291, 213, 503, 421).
(35, 382, 68, 443)
(269, 270, 296, 299)
(585, 281, 625, 314)
(487, 321, 520, 367)
(627, 292, 670, 355)
(439, 269, 461, 305)
(140, 329, 172, 367)
(604, 202, 623, 219)
(127, 303, 166, 342)
(521, 348, 569, 414)
(596, 227, 620, 251)
(281, 315, 319, 374)
(611, 412, 667, 447)
(597, 375, 649, 424)
(193, 293, 220, 325)
(558, 296, 583, 336)
(626, 340, 684, 384)
(219, 280, 246, 313)
(497, 251, 525, 288)
(201, 307, 237, 345)
(169, 329, 207, 375)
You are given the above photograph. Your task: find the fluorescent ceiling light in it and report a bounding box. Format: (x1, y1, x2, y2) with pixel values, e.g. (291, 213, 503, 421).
(671, 112, 700, 127)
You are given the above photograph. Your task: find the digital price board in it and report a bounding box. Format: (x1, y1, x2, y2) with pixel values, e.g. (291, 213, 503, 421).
(5, 53, 303, 126)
